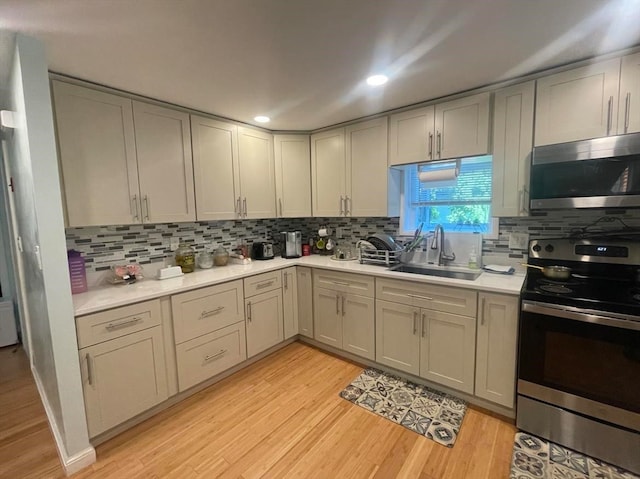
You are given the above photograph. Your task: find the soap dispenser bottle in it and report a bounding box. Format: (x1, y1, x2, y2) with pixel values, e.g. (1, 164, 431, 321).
(468, 246, 478, 269)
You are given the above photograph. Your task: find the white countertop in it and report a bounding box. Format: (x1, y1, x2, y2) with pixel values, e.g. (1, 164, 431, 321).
(73, 256, 525, 317)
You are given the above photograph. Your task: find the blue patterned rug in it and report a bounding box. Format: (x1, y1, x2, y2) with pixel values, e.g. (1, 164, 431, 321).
(511, 432, 640, 479)
(339, 367, 467, 447)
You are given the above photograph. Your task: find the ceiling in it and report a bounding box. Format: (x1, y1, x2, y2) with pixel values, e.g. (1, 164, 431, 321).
(1, 0, 640, 131)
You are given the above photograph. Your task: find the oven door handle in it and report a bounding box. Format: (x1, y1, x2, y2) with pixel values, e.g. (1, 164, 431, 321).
(522, 301, 640, 332)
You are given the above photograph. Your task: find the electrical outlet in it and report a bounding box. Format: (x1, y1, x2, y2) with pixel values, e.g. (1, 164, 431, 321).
(336, 227, 343, 239)
(509, 232, 529, 250)
(170, 238, 180, 251)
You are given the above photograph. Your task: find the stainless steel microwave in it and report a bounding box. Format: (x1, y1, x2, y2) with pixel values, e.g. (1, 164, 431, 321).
(530, 133, 640, 210)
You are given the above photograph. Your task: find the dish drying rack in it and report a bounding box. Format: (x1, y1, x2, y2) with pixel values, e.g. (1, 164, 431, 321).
(358, 248, 402, 266)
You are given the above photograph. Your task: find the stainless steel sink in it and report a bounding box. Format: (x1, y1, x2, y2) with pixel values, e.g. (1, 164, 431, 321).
(389, 263, 482, 281)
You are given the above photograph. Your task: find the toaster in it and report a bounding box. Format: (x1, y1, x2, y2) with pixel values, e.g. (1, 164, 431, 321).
(252, 241, 275, 260)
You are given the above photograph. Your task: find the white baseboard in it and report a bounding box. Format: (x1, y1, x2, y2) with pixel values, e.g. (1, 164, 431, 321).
(32, 368, 96, 475)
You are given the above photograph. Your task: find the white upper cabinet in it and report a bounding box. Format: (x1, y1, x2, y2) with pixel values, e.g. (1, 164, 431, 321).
(53, 81, 196, 226)
(311, 128, 347, 216)
(132, 101, 195, 223)
(52, 81, 140, 227)
(388, 92, 491, 166)
(274, 135, 311, 218)
(238, 127, 276, 219)
(491, 81, 535, 217)
(534, 58, 621, 146)
(191, 116, 240, 220)
(619, 52, 640, 135)
(345, 118, 389, 217)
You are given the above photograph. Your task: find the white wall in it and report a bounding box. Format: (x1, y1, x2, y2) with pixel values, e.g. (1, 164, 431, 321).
(5, 33, 93, 471)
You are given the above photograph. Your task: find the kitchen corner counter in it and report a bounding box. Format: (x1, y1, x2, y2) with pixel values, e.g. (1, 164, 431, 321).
(73, 256, 524, 316)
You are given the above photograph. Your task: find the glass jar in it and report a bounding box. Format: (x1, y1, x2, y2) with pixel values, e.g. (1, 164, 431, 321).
(197, 251, 214, 269)
(175, 243, 196, 273)
(213, 246, 229, 266)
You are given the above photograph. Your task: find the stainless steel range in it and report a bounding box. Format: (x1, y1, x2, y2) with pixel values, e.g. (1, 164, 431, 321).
(518, 238, 640, 475)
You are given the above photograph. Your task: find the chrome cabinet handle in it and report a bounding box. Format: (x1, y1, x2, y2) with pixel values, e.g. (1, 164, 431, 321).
(105, 317, 142, 331)
(481, 297, 486, 325)
(339, 196, 344, 215)
(243, 197, 247, 217)
(247, 302, 252, 322)
(625, 92, 631, 134)
(200, 306, 224, 319)
(413, 311, 417, 335)
(86, 353, 93, 386)
(607, 96, 613, 135)
(283, 272, 288, 290)
(336, 294, 340, 315)
(428, 132, 433, 159)
(436, 131, 442, 157)
(345, 196, 351, 216)
(256, 280, 273, 289)
(131, 194, 139, 221)
(331, 280, 349, 286)
(236, 196, 241, 216)
(279, 198, 283, 216)
(421, 312, 427, 337)
(204, 349, 227, 363)
(341, 295, 345, 316)
(407, 293, 433, 301)
(143, 195, 150, 220)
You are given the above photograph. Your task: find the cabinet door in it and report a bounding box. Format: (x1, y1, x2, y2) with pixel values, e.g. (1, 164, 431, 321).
(245, 289, 283, 358)
(388, 106, 435, 165)
(52, 81, 140, 227)
(341, 293, 375, 360)
(133, 101, 195, 223)
(534, 58, 621, 146)
(80, 326, 168, 437)
(492, 81, 535, 217)
(375, 300, 420, 375)
(435, 92, 490, 160)
(282, 267, 299, 339)
(346, 118, 389, 217)
(420, 310, 476, 394)
(311, 128, 346, 216)
(475, 293, 518, 408)
(619, 52, 640, 135)
(313, 288, 341, 348)
(238, 127, 276, 219)
(296, 267, 314, 339)
(274, 135, 311, 218)
(191, 115, 240, 220)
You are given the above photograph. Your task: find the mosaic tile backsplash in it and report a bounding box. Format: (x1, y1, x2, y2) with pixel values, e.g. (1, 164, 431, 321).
(67, 209, 640, 273)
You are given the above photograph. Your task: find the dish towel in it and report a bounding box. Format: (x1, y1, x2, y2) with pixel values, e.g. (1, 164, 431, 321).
(483, 264, 515, 274)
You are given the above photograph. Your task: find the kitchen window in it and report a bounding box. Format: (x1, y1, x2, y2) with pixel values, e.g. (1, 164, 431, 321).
(399, 156, 493, 235)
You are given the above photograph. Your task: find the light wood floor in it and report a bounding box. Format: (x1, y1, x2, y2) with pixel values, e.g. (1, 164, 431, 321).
(0, 342, 517, 478)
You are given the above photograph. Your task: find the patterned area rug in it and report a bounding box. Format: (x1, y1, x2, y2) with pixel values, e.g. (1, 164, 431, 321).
(510, 432, 640, 479)
(339, 367, 467, 447)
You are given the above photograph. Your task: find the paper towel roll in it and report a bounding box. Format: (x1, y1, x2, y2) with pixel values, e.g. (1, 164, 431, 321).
(418, 167, 458, 182)
(318, 228, 328, 237)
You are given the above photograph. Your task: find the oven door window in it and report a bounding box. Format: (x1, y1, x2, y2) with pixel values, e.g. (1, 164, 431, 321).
(519, 310, 640, 414)
(530, 156, 640, 200)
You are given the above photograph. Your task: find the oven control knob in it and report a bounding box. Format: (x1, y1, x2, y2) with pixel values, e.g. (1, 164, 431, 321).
(532, 244, 541, 252)
(545, 244, 554, 253)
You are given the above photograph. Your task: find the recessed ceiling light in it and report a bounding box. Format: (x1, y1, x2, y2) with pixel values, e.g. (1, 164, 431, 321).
(254, 115, 270, 123)
(366, 74, 388, 86)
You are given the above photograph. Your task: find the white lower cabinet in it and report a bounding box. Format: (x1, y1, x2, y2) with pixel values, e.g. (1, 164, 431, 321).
(296, 267, 314, 338)
(314, 288, 342, 348)
(245, 289, 284, 358)
(282, 267, 299, 339)
(375, 300, 420, 375)
(475, 293, 519, 408)
(79, 326, 168, 437)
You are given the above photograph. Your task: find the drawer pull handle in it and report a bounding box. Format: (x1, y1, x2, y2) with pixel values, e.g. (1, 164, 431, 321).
(256, 280, 274, 289)
(331, 281, 349, 286)
(86, 353, 93, 386)
(407, 293, 433, 301)
(105, 317, 142, 331)
(481, 297, 486, 326)
(247, 302, 252, 322)
(341, 295, 345, 316)
(204, 349, 227, 363)
(200, 306, 224, 319)
(422, 312, 427, 337)
(413, 311, 417, 335)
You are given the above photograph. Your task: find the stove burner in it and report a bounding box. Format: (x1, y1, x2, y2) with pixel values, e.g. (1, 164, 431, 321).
(538, 278, 580, 287)
(538, 284, 574, 294)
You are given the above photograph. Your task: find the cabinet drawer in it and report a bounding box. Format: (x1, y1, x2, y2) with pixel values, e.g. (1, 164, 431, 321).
(376, 278, 477, 317)
(172, 280, 244, 344)
(176, 322, 247, 392)
(312, 269, 374, 298)
(76, 299, 161, 349)
(244, 271, 282, 297)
